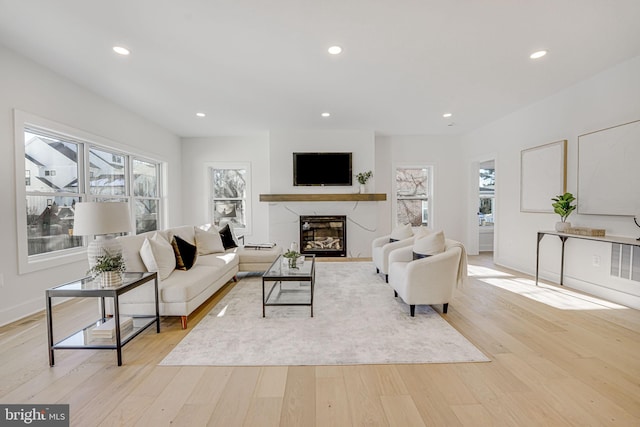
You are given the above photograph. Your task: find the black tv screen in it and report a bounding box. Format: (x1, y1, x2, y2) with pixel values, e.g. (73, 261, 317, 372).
(293, 152, 353, 186)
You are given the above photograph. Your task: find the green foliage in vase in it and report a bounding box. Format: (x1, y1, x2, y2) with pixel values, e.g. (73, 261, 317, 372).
(88, 249, 126, 276)
(356, 171, 373, 185)
(283, 249, 300, 259)
(551, 192, 576, 222)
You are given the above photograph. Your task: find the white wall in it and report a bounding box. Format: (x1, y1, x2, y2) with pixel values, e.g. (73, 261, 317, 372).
(180, 134, 271, 243)
(0, 45, 181, 326)
(375, 134, 466, 242)
(462, 54, 640, 309)
(267, 130, 382, 257)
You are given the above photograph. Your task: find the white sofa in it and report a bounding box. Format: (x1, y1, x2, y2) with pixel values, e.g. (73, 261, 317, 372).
(115, 225, 279, 328)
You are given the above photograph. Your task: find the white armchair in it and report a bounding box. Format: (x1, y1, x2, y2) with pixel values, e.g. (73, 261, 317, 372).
(388, 239, 466, 316)
(371, 234, 414, 282)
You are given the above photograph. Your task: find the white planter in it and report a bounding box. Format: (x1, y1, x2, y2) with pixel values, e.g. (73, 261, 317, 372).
(359, 184, 366, 194)
(555, 221, 571, 232)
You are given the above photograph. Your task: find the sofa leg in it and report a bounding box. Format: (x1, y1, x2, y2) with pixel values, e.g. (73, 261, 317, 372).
(376, 267, 379, 274)
(233, 275, 238, 282)
(181, 316, 188, 329)
(443, 303, 449, 314)
(410, 305, 415, 317)
(394, 290, 398, 297)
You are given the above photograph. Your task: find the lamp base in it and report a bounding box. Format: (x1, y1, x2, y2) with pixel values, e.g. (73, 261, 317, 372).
(87, 236, 123, 269)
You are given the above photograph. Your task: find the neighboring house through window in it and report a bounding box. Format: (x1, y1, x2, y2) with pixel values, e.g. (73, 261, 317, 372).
(16, 111, 163, 273)
(207, 162, 251, 237)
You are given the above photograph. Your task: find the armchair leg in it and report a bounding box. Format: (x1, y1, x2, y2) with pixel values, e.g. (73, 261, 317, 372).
(394, 290, 398, 297)
(443, 303, 448, 314)
(376, 267, 379, 274)
(410, 305, 415, 317)
(385, 274, 388, 283)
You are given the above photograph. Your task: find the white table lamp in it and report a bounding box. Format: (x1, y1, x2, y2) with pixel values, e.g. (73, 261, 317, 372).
(73, 202, 131, 268)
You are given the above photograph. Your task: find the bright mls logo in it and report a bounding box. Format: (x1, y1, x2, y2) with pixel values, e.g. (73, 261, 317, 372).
(1, 405, 69, 426)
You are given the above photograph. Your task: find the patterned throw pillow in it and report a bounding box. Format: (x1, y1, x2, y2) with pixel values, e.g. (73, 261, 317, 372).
(171, 235, 198, 270)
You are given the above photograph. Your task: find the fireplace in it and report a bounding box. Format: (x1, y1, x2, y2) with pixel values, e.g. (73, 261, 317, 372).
(299, 215, 347, 257)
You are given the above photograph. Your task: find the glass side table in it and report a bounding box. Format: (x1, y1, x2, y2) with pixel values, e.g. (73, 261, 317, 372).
(46, 272, 159, 366)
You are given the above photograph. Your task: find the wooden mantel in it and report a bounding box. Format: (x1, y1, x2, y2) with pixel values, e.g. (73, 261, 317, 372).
(259, 193, 387, 202)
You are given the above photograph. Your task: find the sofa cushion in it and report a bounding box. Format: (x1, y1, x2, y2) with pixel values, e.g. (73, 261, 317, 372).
(117, 234, 150, 272)
(196, 252, 239, 270)
(161, 265, 221, 303)
(218, 224, 238, 249)
(195, 226, 225, 255)
(140, 232, 176, 280)
(168, 225, 196, 245)
(171, 235, 198, 270)
(413, 230, 445, 258)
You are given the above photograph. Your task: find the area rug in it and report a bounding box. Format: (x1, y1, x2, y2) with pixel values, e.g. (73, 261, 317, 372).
(160, 262, 489, 366)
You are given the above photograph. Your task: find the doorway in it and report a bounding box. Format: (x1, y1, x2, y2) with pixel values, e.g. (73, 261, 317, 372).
(478, 160, 495, 252)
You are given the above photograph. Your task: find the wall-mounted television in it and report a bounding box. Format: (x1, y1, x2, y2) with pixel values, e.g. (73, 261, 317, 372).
(293, 152, 352, 186)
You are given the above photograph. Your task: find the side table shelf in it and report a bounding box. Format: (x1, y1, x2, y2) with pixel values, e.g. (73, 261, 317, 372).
(46, 272, 159, 366)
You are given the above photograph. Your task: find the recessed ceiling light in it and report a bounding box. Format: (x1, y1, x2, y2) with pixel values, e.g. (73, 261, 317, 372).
(196, 112, 206, 117)
(443, 113, 453, 118)
(321, 112, 331, 117)
(328, 46, 342, 55)
(113, 46, 130, 56)
(530, 50, 547, 59)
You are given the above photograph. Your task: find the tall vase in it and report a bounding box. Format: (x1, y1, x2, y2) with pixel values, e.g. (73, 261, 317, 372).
(359, 184, 366, 194)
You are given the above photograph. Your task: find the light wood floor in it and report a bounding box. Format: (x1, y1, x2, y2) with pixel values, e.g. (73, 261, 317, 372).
(2, 254, 639, 426)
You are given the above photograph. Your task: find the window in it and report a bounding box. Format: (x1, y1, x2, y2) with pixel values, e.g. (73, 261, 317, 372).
(16, 111, 163, 273)
(208, 163, 251, 235)
(394, 166, 432, 227)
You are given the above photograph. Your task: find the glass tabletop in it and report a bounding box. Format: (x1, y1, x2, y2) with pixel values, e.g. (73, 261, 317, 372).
(263, 255, 315, 279)
(49, 272, 154, 292)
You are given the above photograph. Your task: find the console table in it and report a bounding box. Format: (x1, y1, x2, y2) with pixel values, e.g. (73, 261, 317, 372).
(535, 231, 640, 286)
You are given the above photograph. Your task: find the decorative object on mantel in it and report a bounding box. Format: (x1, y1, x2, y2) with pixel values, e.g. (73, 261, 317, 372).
(564, 226, 606, 237)
(634, 214, 640, 240)
(356, 170, 373, 193)
(87, 249, 126, 287)
(551, 192, 576, 232)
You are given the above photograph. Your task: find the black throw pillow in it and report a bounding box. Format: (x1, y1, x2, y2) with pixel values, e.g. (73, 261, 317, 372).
(218, 224, 238, 250)
(171, 235, 198, 270)
(412, 252, 432, 260)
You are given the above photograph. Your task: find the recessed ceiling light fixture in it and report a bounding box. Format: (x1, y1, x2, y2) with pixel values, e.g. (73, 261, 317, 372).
(196, 112, 206, 118)
(328, 46, 342, 55)
(530, 50, 547, 59)
(113, 46, 130, 56)
(443, 113, 453, 118)
(321, 112, 331, 117)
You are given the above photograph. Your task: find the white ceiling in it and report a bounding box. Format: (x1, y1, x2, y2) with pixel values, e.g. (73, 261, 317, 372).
(1, 0, 640, 137)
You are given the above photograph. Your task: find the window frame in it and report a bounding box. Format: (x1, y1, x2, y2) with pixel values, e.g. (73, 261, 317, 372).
(392, 163, 434, 229)
(14, 110, 164, 274)
(205, 162, 252, 237)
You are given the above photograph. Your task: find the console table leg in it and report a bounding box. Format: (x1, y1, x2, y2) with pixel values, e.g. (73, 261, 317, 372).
(535, 232, 544, 286)
(559, 236, 568, 286)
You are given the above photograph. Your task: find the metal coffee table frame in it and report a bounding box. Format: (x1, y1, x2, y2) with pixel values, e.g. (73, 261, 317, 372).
(262, 254, 316, 317)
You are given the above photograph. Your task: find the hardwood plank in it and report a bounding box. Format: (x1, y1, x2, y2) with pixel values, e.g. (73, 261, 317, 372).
(280, 366, 316, 427)
(380, 395, 426, 427)
(316, 370, 352, 426)
(206, 367, 261, 426)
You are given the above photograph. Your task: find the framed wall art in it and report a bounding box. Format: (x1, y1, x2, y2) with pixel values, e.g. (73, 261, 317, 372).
(520, 140, 567, 212)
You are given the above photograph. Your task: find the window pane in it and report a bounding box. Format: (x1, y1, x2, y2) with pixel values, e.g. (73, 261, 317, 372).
(213, 169, 246, 198)
(135, 199, 158, 234)
(26, 196, 82, 255)
(213, 200, 246, 228)
(89, 147, 126, 196)
(396, 168, 428, 197)
(25, 131, 79, 194)
(397, 199, 427, 227)
(133, 159, 158, 197)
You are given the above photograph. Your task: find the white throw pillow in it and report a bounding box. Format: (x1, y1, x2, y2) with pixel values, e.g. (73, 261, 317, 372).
(412, 226, 432, 240)
(140, 232, 176, 280)
(195, 227, 225, 255)
(413, 231, 445, 258)
(389, 223, 413, 241)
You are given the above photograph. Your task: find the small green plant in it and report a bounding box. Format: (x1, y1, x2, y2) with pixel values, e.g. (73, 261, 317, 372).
(551, 192, 576, 222)
(88, 249, 126, 277)
(283, 249, 301, 269)
(356, 171, 373, 185)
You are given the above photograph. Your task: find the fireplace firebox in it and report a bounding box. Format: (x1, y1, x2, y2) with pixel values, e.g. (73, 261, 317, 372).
(299, 215, 347, 257)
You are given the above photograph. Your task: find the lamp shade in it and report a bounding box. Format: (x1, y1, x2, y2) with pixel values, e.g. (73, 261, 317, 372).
(73, 202, 131, 236)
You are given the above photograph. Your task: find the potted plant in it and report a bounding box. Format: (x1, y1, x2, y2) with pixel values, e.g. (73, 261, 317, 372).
(88, 249, 126, 287)
(356, 171, 373, 193)
(551, 192, 576, 232)
(283, 249, 302, 269)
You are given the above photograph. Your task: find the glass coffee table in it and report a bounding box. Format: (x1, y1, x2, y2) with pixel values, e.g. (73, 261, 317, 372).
(262, 254, 316, 317)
